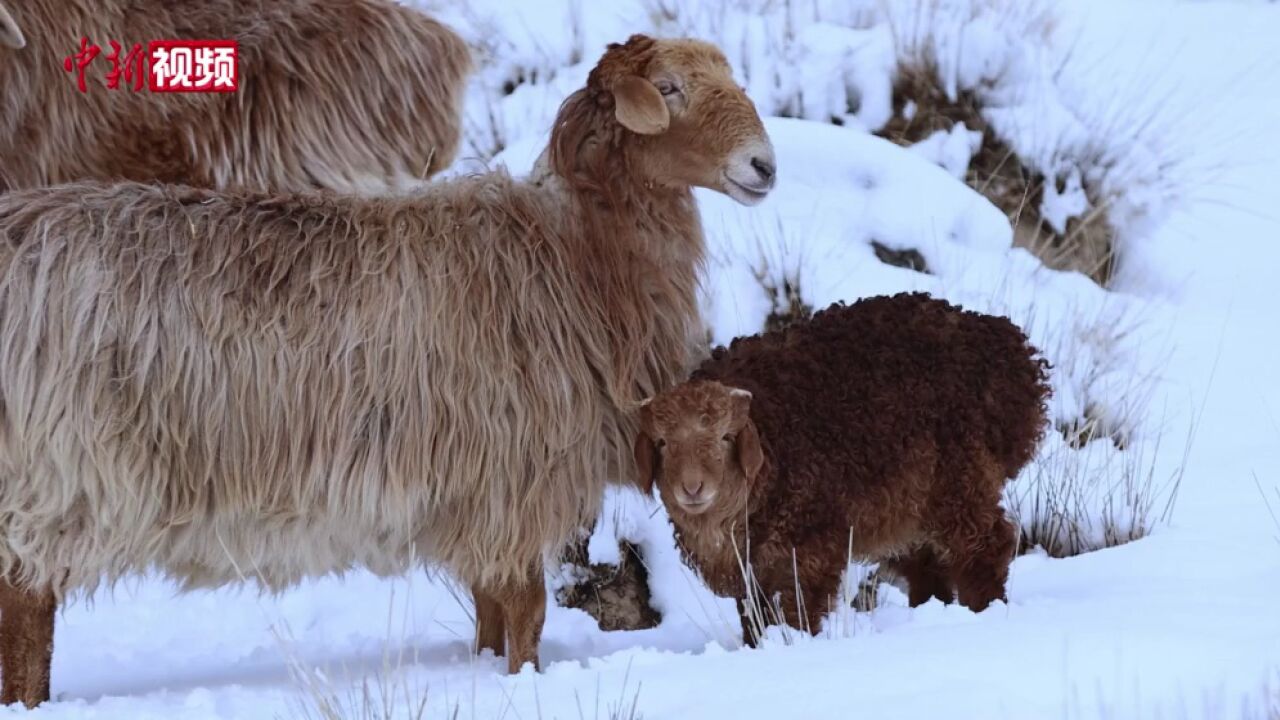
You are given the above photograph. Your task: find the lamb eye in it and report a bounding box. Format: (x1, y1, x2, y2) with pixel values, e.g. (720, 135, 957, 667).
(655, 79, 679, 96)
(722, 434, 734, 443)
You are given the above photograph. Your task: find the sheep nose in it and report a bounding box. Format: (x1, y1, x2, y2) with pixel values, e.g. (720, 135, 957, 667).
(682, 480, 704, 498)
(750, 156, 775, 184)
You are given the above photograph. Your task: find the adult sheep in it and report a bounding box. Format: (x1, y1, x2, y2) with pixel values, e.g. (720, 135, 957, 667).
(634, 294, 1050, 645)
(0, 0, 470, 193)
(0, 35, 775, 706)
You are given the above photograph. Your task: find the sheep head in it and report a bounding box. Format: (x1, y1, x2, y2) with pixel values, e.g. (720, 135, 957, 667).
(550, 35, 776, 206)
(635, 381, 764, 519)
(0, 3, 24, 49)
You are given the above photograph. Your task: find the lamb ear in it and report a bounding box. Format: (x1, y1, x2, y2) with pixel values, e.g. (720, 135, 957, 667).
(613, 76, 669, 135)
(735, 420, 764, 481)
(632, 430, 658, 496)
(727, 387, 752, 424)
(0, 3, 25, 49)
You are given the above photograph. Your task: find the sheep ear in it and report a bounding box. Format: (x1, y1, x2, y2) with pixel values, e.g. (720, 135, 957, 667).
(613, 76, 669, 135)
(632, 430, 658, 496)
(0, 3, 25, 50)
(735, 420, 764, 482)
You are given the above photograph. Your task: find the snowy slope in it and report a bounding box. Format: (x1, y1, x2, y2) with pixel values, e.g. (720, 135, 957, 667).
(19, 1, 1280, 718)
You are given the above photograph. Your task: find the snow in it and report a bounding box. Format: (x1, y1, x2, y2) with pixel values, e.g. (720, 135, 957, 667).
(908, 124, 984, 180)
(1041, 167, 1092, 235)
(695, 117, 1015, 344)
(17, 0, 1280, 718)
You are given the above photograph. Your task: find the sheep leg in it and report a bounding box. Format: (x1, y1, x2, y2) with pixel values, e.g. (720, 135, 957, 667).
(0, 580, 56, 708)
(471, 584, 507, 658)
(885, 546, 955, 607)
(945, 513, 1016, 613)
(484, 565, 545, 675)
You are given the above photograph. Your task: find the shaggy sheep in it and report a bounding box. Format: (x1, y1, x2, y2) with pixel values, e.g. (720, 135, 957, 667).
(0, 34, 773, 706)
(634, 294, 1050, 645)
(0, 0, 471, 193)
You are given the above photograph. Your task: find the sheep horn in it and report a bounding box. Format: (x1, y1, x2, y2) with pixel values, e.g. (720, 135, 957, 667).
(0, 3, 25, 49)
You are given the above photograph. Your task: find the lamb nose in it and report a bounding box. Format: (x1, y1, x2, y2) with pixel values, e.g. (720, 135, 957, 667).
(750, 156, 775, 183)
(683, 481, 704, 497)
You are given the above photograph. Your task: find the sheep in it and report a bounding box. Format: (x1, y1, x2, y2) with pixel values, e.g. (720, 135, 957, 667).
(0, 0, 471, 193)
(633, 293, 1050, 645)
(0, 34, 774, 706)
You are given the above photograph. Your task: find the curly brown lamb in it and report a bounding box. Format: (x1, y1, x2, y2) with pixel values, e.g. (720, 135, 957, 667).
(634, 293, 1050, 645)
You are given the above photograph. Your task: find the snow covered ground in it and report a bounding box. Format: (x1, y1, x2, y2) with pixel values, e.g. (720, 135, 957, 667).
(21, 1, 1280, 718)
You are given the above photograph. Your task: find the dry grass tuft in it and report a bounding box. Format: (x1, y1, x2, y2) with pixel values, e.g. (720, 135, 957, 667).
(878, 59, 1116, 285)
(736, 216, 815, 334)
(1009, 397, 1192, 558)
(1057, 403, 1129, 451)
(276, 591, 447, 720)
(284, 665, 442, 720)
(573, 660, 645, 720)
(730, 528, 884, 647)
(1006, 305, 1191, 558)
(759, 275, 813, 333)
(1258, 474, 1280, 546)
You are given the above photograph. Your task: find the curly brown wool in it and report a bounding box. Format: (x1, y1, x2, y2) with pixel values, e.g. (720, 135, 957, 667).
(635, 293, 1050, 644)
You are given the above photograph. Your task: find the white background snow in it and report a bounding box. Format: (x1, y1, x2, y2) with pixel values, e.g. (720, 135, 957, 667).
(21, 0, 1280, 717)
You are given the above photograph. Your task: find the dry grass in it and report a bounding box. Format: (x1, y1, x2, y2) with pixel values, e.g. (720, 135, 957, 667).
(1012, 336, 1191, 557)
(573, 660, 645, 720)
(284, 663, 441, 720)
(1010, 417, 1189, 558)
(729, 526, 884, 647)
(215, 540, 448, 720)
(275, 589, 448, 720)
(736, 215, 817, 334)
(878, 60, 1117, 285)
(757, 273, 813, 333)
(1046, 308, 1161, 452)
(987, 287, 1201, 559)
(278, 578, 650, 720)
(1259, 474, 1280, 546)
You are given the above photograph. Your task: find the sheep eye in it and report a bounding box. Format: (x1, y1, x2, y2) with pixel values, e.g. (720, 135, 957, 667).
(722, 434, 734, 443)
(655, 438, 666, 449)
(655, 79, 679, 96)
